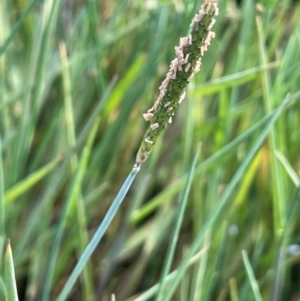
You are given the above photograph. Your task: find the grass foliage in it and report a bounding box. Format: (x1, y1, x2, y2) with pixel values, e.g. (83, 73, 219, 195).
(1, 0, 300, 300)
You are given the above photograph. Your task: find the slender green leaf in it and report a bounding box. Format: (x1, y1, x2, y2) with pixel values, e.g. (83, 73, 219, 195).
(5, 242, 19, 301)
(241, 250, 263, 301)
(4, 156, 62, 204)
(57, 165, 140, 301)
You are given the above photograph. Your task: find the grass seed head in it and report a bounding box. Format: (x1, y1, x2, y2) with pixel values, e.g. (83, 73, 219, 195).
(135, 0, 218, 166)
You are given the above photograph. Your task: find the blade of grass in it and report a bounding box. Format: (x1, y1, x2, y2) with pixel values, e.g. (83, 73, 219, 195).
(0, 268, 5, 300)
(41, 118, 99, 301)
(0, 234, 3, 299)
(8, 17, 44, 184)
(180, 259, 189, 301)
(0, 134, 4, 236)
(271, 245, 285, 301)
(285, 187, 300, 242)
(0, 236, 4, 269)
(275, 151, 300, 187)
(59, 41, 94, 299)
(102, 14, 149, 46)
(86, 0, 106, 90)
(11, 0, 60, 185)
(59, 42, 76, 159)
(131, 246, 209, 301)
(241, 250, 263, 301)
(256, 10, 287, 233)
(104, 54, 147, 115)
(5, 241, 19, 301)
(234, 150, 262, 207)
(192, 62, 279, 96)
(229, 278, 240, 301)
(182, 92, 196, 171)
(223, 0, 255, 142)
(57, 165, 140, 301)
(4, 156, 62, 204)
(155, 145, 201, 301)
(117, 210, 174, 300)
(202, 221, 229, 301)
(0, 0, 40, 55)
(190, 233, 210, 301)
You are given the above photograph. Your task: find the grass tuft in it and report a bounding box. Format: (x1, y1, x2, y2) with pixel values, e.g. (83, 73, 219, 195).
(1, 0, 300, 300)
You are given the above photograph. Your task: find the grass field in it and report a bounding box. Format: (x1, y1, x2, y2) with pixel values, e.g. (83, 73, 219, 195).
(1, 0, 300, 300)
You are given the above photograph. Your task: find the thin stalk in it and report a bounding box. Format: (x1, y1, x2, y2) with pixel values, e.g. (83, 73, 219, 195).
(57, 165, 140, 301)
(155, 145, 201, 301)
(41, 118, 99, 301)
(256, 11, 287, 233)
(59, 41, 93, 299)
(242, 250, 263, 301)
(0, 134, 4, 236)
(0, 0, 40, 55)
(5, 242, 19, 301)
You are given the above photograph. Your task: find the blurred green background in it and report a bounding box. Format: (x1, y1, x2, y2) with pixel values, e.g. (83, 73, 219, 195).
(1, 0, 300, 300)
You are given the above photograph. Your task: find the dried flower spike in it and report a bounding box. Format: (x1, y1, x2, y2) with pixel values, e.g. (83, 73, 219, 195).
(135, 0, 218, 166)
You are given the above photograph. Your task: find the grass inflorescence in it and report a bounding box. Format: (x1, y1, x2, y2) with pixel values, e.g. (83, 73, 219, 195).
(136, 0, 218, 165)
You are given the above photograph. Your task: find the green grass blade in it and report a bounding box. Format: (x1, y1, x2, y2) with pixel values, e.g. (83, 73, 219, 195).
(192, 62, 279, 96)
(241, 250, 263, 301)
(5, 242, 19, 301)
(0, 237, 4, 298)
(0, 0, 39, 55)
(59, 42, 77, 152)
(4, 156, 62, 204)
(60, 40, 94, 299)
(104, 54, 147, 115)
(256, 10, 287, 233)
(155, 145, 201, 301)
(229, 278, 240, 301)
(0, 134, 4, 236)
(41, 118, 99, 301)
(0, 275, 5, 300)
(57, 165, 140, 301)
(10, 0, 60, 185)
(0, 236, 4, 269)
(275, 151, 300, 187)
(131, 247, 209, 301)
(132, 270, 177, 301)
(190, 233, 210, 301)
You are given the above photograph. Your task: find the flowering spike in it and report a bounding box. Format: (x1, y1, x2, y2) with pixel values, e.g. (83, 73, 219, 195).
(135, 0, 218, 166)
